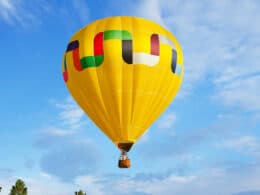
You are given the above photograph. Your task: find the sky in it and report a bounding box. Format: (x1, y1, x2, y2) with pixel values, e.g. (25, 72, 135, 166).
(0, 0, 260, 194)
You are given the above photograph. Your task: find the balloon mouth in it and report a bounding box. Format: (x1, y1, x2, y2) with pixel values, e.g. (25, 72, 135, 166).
(117, 142, 134, 152)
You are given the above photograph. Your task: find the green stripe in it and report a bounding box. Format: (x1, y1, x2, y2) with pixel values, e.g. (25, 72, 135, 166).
(81, 56, 95, 68)
(94, 55, 104, 66)
(80, 55, 104, 68)
(104, 30, 132, 40)
(122, 30, 132, 40)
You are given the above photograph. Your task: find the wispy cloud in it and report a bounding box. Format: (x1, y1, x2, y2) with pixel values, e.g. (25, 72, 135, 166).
(0, 0, 51, 27)
(157, 112, 176, 129)
(135, 0, 164, 25)
(72, 0, 89, 24)
(214, 75, 260, 111)
(0, 0, 16, 24)
(75, 173, 196, 195)
(44, 127, 77, 137)
(0, 0, 90, 29)
(219, 136, 260, 155)
(51, 97, 85, 131)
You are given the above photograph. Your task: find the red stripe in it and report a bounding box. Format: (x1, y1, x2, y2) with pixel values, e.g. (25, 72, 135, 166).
(94, 32, 104, 56)
(73, 48, 82, 71)
(150, 34, 159, 56)
(63, 71, 68, 82)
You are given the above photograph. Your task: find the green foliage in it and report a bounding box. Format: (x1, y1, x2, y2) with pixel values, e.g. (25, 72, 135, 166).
(0, 186, 2, 192)
(9, 179, 27, 195)
(75, 190, 86, 195)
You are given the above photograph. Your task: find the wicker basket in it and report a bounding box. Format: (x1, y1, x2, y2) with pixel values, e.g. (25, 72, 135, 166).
(118, 158, 131, 168)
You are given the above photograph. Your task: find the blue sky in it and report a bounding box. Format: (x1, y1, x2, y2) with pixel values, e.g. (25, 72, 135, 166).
(0, 0, 260, 194)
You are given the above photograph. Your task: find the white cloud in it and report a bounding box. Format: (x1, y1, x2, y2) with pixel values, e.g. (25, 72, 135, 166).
(40, 172, 53, 179)
(157, 112, 176, 129)
(220, 136, 260, 155)
(214, 75, 260, 111)
(40, 97, 85, 138)
(75, 173, 196, 195)
(158, 113, 176, 129)
(59, 107, 84, 129)
(52, 97, 85, 130)
(44, 127, 77, 136)
(136, 0, 164, 25)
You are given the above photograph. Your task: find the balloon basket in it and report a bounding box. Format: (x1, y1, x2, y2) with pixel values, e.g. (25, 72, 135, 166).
(118, 152, 131, 168)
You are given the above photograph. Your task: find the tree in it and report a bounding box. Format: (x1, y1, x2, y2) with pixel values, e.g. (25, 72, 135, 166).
(0, 186, 2, 192)
(75, 190, 86, 195)
(9, 179, 27, 195)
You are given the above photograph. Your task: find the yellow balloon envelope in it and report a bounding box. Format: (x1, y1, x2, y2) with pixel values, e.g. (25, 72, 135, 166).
(62, 16, 184, 168)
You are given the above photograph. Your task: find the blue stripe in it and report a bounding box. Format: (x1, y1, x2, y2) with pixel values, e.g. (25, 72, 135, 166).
(171, 49, 177, 74)
(66, 40, 79, 52)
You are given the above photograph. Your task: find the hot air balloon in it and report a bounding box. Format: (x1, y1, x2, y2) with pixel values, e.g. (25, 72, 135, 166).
(62, 16, 184, 168)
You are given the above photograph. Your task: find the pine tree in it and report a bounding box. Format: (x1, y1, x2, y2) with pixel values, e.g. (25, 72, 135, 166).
(74, 190, 86, 195)
(9, 179, 27, 195)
